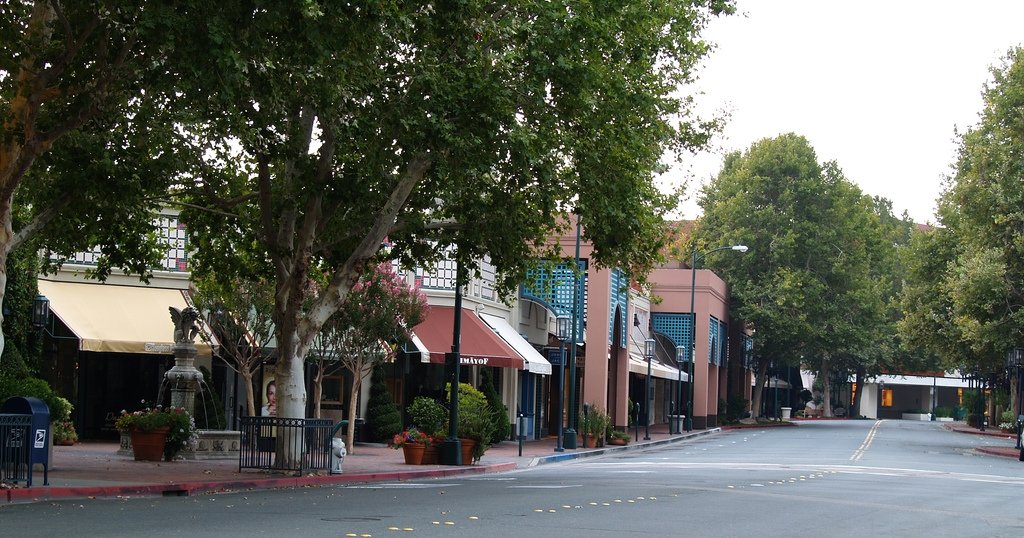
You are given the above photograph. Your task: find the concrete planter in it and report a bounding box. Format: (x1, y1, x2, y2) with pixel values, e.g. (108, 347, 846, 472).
(901, 412, 931, 421)
(936, 417, 954, 422)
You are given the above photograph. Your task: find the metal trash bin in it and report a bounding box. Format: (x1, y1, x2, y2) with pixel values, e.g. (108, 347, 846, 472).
(1, 396, 51, 486)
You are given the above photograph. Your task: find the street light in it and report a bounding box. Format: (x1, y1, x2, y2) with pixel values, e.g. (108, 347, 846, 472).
(643, 337, 655, 440)
(32, 294, 50, 329)
(686, 244, 748, 432)
(1006, 348, 1024, 451)
(674, 345, 685, 434)
(554, 315, 571, 452)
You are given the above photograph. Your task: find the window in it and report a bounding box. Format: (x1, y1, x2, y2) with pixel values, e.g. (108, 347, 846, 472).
(880, 388, 893, 407)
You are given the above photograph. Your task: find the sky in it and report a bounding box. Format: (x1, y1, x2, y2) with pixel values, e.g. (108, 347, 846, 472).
(667, 1, 1024, 224)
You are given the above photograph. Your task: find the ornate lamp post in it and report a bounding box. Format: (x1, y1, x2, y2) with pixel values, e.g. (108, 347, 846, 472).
(1007, 348, 1024, 451)
(686, 245, 748, 431)
(643, 337, 655, 440)
(674, 345, 685, 434)
(554, 315, 571, 452)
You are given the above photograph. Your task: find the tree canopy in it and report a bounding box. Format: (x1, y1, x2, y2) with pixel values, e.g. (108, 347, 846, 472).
(164, 1, 735, 425)
(692, 133, 906, 416)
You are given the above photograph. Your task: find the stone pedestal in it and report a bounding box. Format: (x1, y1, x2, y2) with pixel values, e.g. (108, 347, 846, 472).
(166, 343, 202, 416)
(186, 430, 242, 460)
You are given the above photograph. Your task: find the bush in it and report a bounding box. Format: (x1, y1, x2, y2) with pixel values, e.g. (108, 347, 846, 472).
(933, 406, 952, 418)
(479, 369, 510, 444)
(725, 394, 749, 423)
(407, 396, 447, 436)
(366, 364, 402, 442)
(445, 382, 495, 462)
(0, 371, 69, 423)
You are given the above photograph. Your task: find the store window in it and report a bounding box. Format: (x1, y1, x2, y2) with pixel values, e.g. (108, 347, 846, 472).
(880, 388, 893, 407)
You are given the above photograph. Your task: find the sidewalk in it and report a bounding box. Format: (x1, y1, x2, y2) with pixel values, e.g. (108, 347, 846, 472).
(2, 423, 716, 504)
(943, 421, 1024, 460)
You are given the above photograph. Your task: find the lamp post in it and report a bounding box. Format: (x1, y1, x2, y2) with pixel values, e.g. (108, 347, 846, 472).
(563, 215, 583, 450)
(31, 294, 50, 330)
(686, 244, 748, 432)
(554, 315, 571, 452)
(1007, 348, 1024, 451)
(674, 345, 685, 434)
(643, 337, 655, 440)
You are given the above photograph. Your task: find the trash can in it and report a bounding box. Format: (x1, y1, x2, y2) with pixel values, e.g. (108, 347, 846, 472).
(1, 396, 51, 486)
(781, 407, 792, 419)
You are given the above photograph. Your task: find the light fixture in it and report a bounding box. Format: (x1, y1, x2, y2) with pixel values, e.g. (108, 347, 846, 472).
(31, 294, 50, 329)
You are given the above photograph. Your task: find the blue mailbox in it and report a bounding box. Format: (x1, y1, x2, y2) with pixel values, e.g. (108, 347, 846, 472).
(1, 396, 50, 486)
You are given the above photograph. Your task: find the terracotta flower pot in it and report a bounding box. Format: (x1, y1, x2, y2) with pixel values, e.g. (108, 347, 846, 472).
(130, 427, 170, 461)
(459, 438, 476, 465)
(421, 443, 439, 465)
(402, 442, 426, 465)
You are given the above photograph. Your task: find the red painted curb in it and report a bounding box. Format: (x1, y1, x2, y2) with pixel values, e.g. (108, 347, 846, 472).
(3, 462, 516, 504)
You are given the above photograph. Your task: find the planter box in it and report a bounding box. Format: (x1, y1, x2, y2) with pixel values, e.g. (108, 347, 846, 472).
(901, 412, 931, 421)
(936, 417, 954, 422)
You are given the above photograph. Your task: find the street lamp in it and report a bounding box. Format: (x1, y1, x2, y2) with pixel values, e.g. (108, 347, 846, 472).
(686, 244, 748, 432)
(643, 337, 655, 440)
(674, 345, 685, 434)
(1006, 348, 1024, 451)
(32, 294, 50, 329)
(554, 315, 571, 452)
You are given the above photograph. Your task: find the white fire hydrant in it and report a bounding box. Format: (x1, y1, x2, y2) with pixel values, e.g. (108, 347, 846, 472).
(331, 438, 346, 473)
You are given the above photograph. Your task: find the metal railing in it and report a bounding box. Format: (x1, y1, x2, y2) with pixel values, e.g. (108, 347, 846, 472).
(238, 416, 334, 474)
(0, 414, 32, 486)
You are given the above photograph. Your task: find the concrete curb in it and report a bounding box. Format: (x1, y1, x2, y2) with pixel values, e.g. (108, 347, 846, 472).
(527, 428, 721, 467)
(3, 462, 516, 505)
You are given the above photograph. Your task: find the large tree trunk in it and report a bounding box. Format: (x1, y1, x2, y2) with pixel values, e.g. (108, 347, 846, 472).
(820, 357, 833, 418)
(0, 197, 13, 360)
(750, 357, 770, 418)
(241, 371, 256, 417)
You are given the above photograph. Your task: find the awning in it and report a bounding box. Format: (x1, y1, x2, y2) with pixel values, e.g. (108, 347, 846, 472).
(37, 279, 213, 358)
(629, 353, 688, 381)
(413, 307, 525, 370)
(478, 313, 552, 375)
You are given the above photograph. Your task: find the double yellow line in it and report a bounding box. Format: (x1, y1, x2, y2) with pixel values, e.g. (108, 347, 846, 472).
(851, 420, 883, 461)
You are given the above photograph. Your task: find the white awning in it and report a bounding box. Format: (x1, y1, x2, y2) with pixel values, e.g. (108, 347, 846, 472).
(628, 353, 688, 381)
(37, 279, 213, 358)
(479, 313, 552, 375)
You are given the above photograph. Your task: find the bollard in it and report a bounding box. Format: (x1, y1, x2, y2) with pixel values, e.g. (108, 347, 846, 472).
(518, 413, 527, 457)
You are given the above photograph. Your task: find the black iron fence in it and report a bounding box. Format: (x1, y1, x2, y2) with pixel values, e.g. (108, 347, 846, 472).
(238, 416, 335, 474)
(1, 414, 32, 486)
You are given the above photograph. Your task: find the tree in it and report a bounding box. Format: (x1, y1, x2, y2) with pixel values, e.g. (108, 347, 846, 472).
(365, 364, 402, 443)
(899, 48, 1024, 413)
(312, 263, 426, 453)
(170, 0, 735, 459)
(692, 134, 891, 417)
(0, 1, 193, 358)
(191, 275, 276, 417)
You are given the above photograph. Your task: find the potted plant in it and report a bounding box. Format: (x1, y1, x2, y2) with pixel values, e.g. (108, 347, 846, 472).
(607, 429, 630, 446)
(115, 404, 198, 461)
(446, 382, 495, 464)
(53, 419, 78, 446)
(580, 403, 609, 447)
(389, 427, 429, 464)
(408, 397, 447, 464)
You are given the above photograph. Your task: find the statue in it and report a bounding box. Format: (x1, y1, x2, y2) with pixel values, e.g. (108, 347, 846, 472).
(169, 306, 201, 344)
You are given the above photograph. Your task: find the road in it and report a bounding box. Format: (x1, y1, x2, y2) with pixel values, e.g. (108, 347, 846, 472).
(3, 420, 1023, 537)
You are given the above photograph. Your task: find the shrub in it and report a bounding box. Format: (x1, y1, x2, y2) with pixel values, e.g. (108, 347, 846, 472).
(725, 394, 749, 423)
(479, 369, 510, 444)
(0, 371, 69, 424)
(366, 364, 402, 442)
(933, 406, 952, 418)
(407, 396, 447, 436)
(445, 382, 495, 462)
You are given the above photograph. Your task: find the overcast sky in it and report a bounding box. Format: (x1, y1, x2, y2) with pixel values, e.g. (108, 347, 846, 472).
(667, 1, 1024, 224)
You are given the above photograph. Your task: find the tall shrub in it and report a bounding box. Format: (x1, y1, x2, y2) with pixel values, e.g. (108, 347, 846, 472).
(479, 369, 510, 444)
(365, 364, 401, 442)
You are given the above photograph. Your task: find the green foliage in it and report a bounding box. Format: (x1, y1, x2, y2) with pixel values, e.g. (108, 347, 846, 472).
(580, 403, 610, 446)
(478, 369, 510, 444)
(407, 396, 447, 437)
(933, 406, 952, 418)
(899, 48, 1024, 374)
(52, 419, 78, 445)
(446, 382, 495, 462)
(0, 371, 68, 423)
(365, 365, 402, 443)
(724, 394, 749, 423)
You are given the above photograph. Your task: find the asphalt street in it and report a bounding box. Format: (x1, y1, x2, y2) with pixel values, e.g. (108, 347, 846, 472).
(4, 420, 1023, 537)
